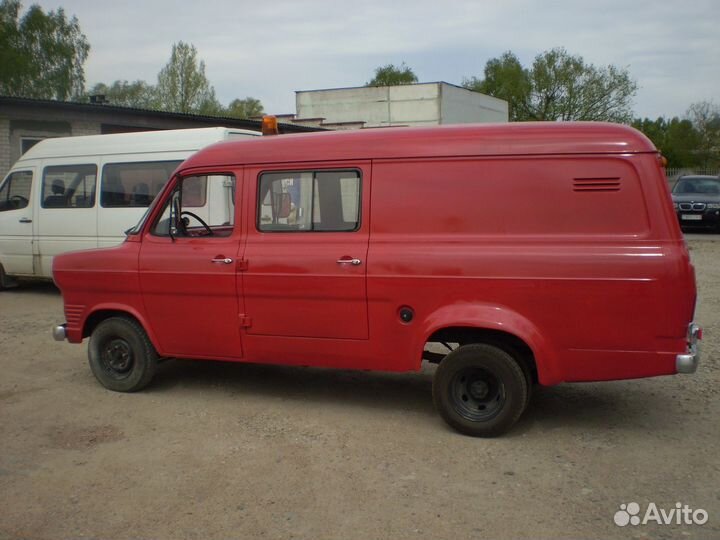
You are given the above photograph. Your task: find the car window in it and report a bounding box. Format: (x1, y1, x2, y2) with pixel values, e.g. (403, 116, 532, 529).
(151, 174, 236, 238)
(674, 178, 720, 195)
(101, 161, 182, 208)
(257, 170, 361, 232)
(41, 164, 97, 208)
(0, 171, 32, 212)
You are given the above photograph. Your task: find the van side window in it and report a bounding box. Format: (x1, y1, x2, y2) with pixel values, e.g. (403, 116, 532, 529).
(41, 165, 97, 208)
(258, 170, 361, 232)
(0, 171, 32, 212)
(151, 174, 236, 238)
(101, 161, 183, 208)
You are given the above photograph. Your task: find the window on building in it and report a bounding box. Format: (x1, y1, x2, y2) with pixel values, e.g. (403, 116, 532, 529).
(0, 171, 33, 212)
(20, 138, 43, 155)
(41, 165, 97, 208)
(101, 161, 182, 208)
(258, 170, 361, 232)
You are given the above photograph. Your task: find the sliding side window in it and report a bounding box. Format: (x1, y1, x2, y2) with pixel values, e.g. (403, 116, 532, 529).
(258, 170, 360, 232)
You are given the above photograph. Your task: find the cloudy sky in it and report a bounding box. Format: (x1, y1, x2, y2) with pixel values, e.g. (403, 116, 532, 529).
(31, 0, 720, 119)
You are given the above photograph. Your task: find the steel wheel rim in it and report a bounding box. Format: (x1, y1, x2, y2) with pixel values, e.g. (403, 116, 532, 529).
(100, 338, 134, 380)
(449, 367, 506, 421)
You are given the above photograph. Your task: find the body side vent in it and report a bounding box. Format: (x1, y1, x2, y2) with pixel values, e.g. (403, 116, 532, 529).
(573, 177, 621, 192)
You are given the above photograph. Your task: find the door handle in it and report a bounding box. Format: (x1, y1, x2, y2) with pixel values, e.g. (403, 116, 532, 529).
(211, 257, 233, 264)
(336, 257, 362, 266)
(19, 217, 32, 223)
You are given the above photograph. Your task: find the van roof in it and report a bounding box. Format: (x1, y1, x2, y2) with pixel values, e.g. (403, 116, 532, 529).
(16, 127, 260, 162)
(180, 122, 656, 170)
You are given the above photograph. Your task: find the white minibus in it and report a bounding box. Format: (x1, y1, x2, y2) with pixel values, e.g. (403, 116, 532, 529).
(0, 127, 259, 287)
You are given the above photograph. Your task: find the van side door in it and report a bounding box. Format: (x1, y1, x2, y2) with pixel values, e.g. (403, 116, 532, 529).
(138, 171, 244, 360)
(242, 165, 369, 340)
(36, 163, 99, 277)
(0, 169, 35, 275)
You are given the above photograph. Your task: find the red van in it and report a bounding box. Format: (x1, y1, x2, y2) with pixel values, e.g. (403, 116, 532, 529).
(52, 122, 700, 437)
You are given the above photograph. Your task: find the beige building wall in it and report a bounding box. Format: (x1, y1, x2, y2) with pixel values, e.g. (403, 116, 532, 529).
(296, 82, 508, 128)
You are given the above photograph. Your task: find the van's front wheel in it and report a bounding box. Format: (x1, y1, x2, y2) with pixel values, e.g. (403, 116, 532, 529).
(88, 317, 158, 392)
(432, 344, 527, 437)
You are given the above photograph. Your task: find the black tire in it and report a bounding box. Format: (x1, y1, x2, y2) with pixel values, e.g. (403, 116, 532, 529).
(88, 317, 158, 392)
(0, 264, 16, 290)
(468, 339, 534, 412)
(432, 343, 528, 437)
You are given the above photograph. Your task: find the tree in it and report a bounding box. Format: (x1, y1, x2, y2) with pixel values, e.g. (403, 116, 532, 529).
(463, 48, 637, 123)
(87, 80, 158, 109)
(686, 101, 720, 169)
(0, 0, 90, 100)
(225, 97, 264, 119)
(155, 41, 218, 114)
(632, 116, 700, 168)
(366, 62, 418, 86)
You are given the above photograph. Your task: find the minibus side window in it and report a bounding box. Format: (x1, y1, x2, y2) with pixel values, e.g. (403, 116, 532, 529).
(41, 165, 97, 208)
(0, 171, 32, 212)
(101, 160, 183, 208)
(257, 170, 361, 232)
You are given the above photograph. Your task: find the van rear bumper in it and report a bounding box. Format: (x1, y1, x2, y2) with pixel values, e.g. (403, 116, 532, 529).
(676, 322, 701, 374)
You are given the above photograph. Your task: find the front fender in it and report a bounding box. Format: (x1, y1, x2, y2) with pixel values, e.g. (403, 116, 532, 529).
(72, 303, 161, 355)
(419, 302, 562, 385)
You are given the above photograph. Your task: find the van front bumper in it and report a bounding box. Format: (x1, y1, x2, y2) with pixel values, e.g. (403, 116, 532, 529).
(676, 323, 701, 374)
(53, 324, 67, 342)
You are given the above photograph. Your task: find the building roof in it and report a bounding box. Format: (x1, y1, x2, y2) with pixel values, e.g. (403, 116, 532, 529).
(0, 95, 323, 133)
(181, 121, 656, 170)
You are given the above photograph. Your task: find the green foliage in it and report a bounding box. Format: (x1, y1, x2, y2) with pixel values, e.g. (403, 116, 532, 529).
(155, 41, 217, 114)
(86, 42, 264, 118)
(366, 63, 418, 87)
(88, 80, 158, 109)
(225, 97, 264, 119)
(464, 48, 637, 123)
(686, 101, 720, 169)
(632, 102, 720, 169)
(632, 117, 700, 168)
(0, 0, 90, 100)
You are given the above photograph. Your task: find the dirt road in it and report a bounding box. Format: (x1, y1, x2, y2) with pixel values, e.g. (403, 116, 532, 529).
(1, 238, 718, 540)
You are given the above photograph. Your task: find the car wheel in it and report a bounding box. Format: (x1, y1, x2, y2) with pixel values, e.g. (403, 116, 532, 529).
(88, 317, 158, 392)
(0, 264, 17, 290)
(432, 343, 528, 437)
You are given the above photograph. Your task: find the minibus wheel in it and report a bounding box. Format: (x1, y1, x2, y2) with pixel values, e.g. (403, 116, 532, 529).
(432, 344, 527, 437)
(88, 317, 158, 392)
(0, 264, 17, 290)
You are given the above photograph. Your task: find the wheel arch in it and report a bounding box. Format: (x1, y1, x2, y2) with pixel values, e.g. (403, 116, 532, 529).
(82, 305, 162, 354)
(419, 303, 563, 385)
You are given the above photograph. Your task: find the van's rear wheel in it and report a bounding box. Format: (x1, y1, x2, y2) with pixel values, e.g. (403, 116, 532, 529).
(88, 317, 158, 392)
(432, 344, 527, 437)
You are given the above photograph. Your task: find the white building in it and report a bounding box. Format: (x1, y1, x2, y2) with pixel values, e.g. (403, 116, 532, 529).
(291, 82, 508, 129)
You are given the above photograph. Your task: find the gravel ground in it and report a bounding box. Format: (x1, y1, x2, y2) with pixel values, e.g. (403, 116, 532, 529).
(0, 238, 718, 540)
